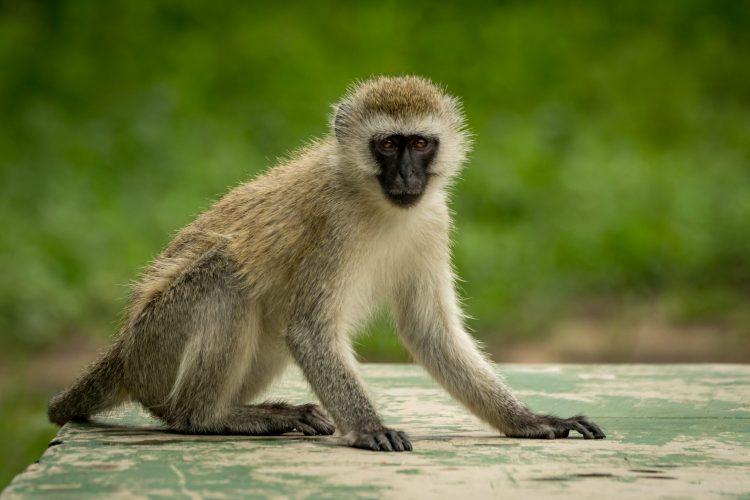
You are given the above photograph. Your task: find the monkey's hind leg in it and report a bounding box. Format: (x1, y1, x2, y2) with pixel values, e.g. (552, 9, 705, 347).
(158, 311, 335, 435)
(161, 355, 336, 436)
(159, 319, 335, 435)
(142, 252, 334, 436)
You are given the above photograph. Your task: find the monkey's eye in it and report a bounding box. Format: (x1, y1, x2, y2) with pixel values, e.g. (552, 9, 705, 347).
(379, 138, 397, 151)
(412, 137, 429, 150)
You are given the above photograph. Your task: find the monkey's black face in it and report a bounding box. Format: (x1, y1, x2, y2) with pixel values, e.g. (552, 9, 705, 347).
(370, 134, 439, 208)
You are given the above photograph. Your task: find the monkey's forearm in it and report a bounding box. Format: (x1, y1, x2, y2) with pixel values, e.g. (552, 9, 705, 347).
(286, 323, 382, 434)
(395, 276, 532, 433)
(400, 320, 531, 433)
(395, 272, 605, 440)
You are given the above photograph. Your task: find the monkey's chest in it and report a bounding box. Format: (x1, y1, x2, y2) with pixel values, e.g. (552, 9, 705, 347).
(338, 238, 420, 336)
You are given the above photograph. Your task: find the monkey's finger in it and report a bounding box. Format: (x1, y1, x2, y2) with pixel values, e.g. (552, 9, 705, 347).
(553, 428, 570, 438)
(305, 415, 335, 435)
(398, 431, 413, 451)
(348, 433, 380, 451)
(570, 421, 595, 439)
(318, 422, 336, 435)
(580, 419, 606, 439)
(364, 436, 380, 451)
(385, 430, 404, 452)
(296, 422, 318, 436)
(317, 418, 336, 434)
(375, 433, 394, 451)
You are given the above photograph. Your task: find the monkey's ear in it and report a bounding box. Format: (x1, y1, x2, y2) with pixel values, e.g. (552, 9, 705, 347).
(332, 102, 352, 141)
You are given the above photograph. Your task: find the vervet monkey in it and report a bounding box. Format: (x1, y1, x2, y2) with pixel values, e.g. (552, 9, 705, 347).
(49, 76, 605, 451)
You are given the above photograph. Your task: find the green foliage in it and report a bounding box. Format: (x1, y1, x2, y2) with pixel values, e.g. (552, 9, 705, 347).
(1, 0, 749, 350)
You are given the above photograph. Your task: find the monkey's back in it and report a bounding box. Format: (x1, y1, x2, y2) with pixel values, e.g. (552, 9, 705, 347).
(129, 140, 335, 307)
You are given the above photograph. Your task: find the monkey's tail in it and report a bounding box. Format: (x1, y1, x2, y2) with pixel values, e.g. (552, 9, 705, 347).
(47, 343, 127, 426)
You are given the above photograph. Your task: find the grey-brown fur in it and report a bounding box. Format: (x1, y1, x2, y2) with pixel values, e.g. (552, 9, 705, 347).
(48, 75, 604, 451)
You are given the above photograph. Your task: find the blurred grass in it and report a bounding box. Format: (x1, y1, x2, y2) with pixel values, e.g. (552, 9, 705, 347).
(1, 0, 750, 488)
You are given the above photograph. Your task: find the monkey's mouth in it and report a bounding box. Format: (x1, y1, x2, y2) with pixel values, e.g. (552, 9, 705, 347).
(376, 171, 428, 208)
(385, 191, 423, 207)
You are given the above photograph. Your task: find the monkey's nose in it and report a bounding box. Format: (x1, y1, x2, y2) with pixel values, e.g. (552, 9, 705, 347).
(395, 170, 423, 195)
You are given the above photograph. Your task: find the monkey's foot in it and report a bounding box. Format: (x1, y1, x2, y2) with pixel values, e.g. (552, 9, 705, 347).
(256, 402, 336, 436)
(345, 428, 413, 452)
(506, 414, 605, 440)
(287, 403, 336, 436)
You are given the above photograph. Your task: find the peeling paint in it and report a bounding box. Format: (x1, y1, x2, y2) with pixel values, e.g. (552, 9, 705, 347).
(2, 365, 749, 499)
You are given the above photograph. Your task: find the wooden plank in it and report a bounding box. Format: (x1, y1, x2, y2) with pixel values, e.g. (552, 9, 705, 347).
(3, 365, 749, 498)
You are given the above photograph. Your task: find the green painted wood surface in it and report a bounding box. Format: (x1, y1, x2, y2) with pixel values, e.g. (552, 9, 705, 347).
(3, 365, 750, 499)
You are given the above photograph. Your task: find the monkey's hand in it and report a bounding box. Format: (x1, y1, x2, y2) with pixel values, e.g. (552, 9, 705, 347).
(505, 413, 606, 440)
(345, 427, 413, 452)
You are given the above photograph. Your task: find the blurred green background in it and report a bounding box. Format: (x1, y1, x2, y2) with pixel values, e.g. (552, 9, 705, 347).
(1, 0, 749, 488)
